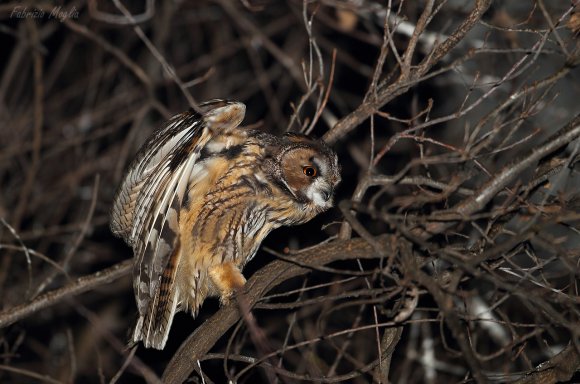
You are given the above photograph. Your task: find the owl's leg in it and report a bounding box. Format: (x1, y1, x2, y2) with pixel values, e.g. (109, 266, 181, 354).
(209, 263, 273, 359)
(208, 262, 246, 305)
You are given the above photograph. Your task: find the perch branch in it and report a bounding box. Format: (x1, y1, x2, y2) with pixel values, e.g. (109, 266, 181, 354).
(162, 235, 392, 384)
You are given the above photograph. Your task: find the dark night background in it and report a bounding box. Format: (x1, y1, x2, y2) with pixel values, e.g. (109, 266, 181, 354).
(0, 1, 579, 383)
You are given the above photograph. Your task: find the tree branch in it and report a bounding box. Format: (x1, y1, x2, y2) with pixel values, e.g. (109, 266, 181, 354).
(0, 259, 132, 329)
(162, 235, 391, 384)
(323, 0, 492, 144)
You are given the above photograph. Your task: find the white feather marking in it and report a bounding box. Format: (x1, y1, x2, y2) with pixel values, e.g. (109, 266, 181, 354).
(133, 316, 144, 343)
(142, 152, 197, 257)
(203, 140, 227, 153)
(131, 130, 197, 238)
(306, 179, 332, 209)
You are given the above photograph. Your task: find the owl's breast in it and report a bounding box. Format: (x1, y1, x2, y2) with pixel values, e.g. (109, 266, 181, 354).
(178, 139, 273, 262)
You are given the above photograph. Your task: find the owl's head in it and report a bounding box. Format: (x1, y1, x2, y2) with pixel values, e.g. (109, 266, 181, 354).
(269, 133, 341, 211)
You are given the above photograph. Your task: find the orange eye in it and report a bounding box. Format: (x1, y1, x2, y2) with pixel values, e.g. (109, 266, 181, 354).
(303, 166, 317, 177)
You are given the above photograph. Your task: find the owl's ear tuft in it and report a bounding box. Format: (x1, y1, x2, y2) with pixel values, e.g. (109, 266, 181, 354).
(202, 100, 246, 133)
(283, 132, 316, 145)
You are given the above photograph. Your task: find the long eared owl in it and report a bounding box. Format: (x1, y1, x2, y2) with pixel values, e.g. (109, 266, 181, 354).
(110, 100, 340, 349)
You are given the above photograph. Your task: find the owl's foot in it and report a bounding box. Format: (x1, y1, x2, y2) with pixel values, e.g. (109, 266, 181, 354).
(218, 287, 241, 306)
(208, 262, 246, 306)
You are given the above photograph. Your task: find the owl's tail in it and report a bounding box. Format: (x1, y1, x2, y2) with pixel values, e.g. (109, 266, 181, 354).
(133, 249, 181, 350)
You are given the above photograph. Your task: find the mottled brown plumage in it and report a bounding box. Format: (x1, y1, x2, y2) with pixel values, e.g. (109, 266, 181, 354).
(110, 100, 340, 349)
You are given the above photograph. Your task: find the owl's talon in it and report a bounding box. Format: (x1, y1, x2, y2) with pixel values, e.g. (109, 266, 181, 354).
(219, 290, 236, 306)
(209, 262, 246, 307)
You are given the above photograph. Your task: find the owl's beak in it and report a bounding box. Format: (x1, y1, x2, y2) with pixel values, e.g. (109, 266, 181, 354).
(321, 188, 333, 202)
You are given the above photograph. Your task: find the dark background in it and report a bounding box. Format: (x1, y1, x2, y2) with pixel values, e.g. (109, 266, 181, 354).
(0, 1, 579, 383)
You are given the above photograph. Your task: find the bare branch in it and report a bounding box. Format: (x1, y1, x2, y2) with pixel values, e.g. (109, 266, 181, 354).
(162, 236, 391, 383)
(0, 260, 131, 329)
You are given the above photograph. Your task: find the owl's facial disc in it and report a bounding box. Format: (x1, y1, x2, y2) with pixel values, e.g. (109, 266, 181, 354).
(280, 146, 340, 210)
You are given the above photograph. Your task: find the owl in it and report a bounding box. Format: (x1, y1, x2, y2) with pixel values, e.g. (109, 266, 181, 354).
(110, 100, 340, 349)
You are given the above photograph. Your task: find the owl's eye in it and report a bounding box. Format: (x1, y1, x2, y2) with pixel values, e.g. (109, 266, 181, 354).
(303, 166, 317, 177)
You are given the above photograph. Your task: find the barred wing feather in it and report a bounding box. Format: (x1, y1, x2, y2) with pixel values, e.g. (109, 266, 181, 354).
(111, 111, 210, 314)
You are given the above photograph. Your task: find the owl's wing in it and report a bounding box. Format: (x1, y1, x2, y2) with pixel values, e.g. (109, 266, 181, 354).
(110, 101, 246, 317)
